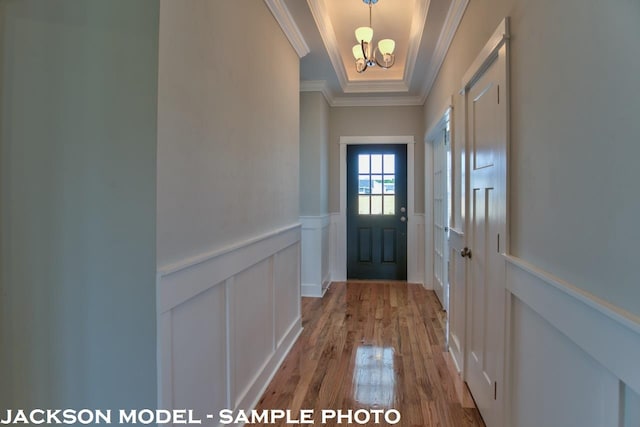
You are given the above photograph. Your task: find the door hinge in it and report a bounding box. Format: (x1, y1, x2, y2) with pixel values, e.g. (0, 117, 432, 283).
(497, 233, 500, 253)
(494, 381, 497, 400)
(497, 85, 500, 104)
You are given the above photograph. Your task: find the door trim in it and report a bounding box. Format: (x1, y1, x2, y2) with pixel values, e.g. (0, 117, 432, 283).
(425, 105, 453, 297)
(424, 100, 454, 291)
(336, 136, 418, 282)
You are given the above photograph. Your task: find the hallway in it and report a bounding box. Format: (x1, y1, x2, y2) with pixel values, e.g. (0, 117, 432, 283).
(256, 282, 484, 426)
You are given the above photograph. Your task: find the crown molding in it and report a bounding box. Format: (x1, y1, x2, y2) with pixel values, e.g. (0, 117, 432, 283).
(300, 80, 335, 105)
(301, 80, 422, 107)
(403, 0, 431, 85)
(331, 95, 424, 107)
(419, 0, 469, 103)
(306, 0, 349, 88)
(264, 0, 310, 58)
(343, 80, 409, 94)
(300, 80, 328, 92)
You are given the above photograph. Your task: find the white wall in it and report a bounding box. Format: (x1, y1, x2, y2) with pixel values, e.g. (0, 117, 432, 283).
(157, 0, 302, 421)
(424, 0, 640, 425)
(0, 0, 159, 411)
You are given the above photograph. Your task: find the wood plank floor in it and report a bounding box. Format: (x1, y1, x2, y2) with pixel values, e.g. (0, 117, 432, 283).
(256, 281, 485, 427)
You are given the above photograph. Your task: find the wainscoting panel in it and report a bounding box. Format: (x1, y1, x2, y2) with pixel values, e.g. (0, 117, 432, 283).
(171, 282, 228, 419)
(447, 228, 466, 374)
(300, 215, 331, 297)
(231, 259, 274, 406)
(157, 224, 303, 426)
(505, 256, 640, 427)
(510, 297, 620, 427)
(274, 244, 301, 348)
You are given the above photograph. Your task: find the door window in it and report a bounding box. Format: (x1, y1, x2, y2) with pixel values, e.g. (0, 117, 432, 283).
(357, 154, 395, 215)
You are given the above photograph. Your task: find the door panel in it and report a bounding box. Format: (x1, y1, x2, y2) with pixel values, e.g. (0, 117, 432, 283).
(382, 229, 397, 262)
(464, 45, 507, 427)
(347, 144, 407, 280)
(358, 228, 372, 262)
(448, 228, 466, 373)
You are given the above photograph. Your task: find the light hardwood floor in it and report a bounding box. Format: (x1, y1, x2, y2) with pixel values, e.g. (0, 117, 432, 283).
(256, 281, 485, 426)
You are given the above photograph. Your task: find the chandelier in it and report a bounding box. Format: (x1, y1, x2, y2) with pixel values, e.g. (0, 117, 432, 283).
(352, 0, 396, 73)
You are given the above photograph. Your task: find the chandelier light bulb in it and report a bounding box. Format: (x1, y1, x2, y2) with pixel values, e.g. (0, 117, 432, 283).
(378, 39, 395, 55)
(355, 26, 374, 44)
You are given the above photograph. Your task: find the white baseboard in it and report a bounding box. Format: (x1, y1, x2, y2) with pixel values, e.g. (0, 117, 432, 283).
(301, 283, 324, 298)
(156, 224, 302, 421)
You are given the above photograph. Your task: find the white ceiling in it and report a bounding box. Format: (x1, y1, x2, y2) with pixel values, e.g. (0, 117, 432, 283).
(268, 0, 469, 106)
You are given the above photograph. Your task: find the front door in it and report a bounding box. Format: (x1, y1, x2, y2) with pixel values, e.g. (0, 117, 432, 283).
(347, 144, 407, 280)
(464, 39, 508, 427)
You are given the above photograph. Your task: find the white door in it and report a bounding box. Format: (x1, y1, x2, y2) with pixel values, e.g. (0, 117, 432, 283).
(432, 126, 450, 310)
(447, 228, 466, 373)
(463, 35, 508, 427)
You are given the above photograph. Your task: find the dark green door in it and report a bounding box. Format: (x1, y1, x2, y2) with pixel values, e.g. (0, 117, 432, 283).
(347, 144, 407, 280)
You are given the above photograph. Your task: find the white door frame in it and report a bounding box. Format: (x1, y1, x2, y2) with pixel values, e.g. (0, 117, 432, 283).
(426, 106, 453, 309)
(335, 136, 419, 282)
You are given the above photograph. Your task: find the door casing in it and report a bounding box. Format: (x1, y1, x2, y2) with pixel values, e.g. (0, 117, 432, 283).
(426, 108, 453, 308)
(336, 136, 419, 282)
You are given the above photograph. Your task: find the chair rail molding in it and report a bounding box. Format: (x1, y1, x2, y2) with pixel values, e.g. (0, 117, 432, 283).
(156, 223, 303, 419)
(504, 254, 640, 426)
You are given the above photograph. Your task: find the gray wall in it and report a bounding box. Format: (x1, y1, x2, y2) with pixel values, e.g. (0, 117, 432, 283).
(157, 0, 300, 267)
(425, 0, 640, 317)
(300, 92, 329, 216)
(329, 106, 425, 213)
(0, 0, 159, 411)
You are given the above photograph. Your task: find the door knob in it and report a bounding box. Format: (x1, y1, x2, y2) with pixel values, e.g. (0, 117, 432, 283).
(461, 247, 472, 259)
(400, 216, 407, 222)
